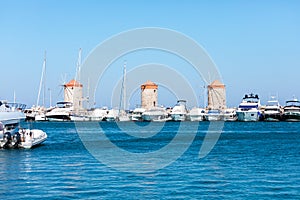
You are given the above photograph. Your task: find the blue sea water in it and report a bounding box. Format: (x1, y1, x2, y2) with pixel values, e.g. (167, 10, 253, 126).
(0, 121, 299, 199)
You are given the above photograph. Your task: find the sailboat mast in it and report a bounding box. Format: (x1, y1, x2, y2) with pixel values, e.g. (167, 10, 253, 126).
(43, 51, 46, 107)
(76, 48, 82, 82)
(123, 62, 126, 111)
(36, 51, 46, 107)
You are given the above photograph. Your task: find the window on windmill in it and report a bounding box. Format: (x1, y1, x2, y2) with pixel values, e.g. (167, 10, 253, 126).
(154, 90, 156, 93)
(153, 101, 156, 107)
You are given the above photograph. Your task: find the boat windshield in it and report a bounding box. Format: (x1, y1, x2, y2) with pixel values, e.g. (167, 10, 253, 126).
(286, 100, 300, 107)
(265, 108, 280, 111)
(57, 102, 73, 108)
(239, 105, 258, 109)
(267, 101, 279, 107)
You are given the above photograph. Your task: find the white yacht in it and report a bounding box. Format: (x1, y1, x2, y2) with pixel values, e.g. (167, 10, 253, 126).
(236, 94, 262, 122)
(223, 108, 238, 121)
(117, 110, 131, 122)
(283, 98, 300, 122)
(131, 107, 146, 121)
(187, 107, 205, 121)
(142, 107, 169, 122)
(204, 109, 224, 121)
(70, 107, 108, 121)
(263, 97, 282, 121)
(45, 102, 73, 121)
(24, 106, 49, 121)
(105, 109, 119, 122)
(171, 100, 188, 121)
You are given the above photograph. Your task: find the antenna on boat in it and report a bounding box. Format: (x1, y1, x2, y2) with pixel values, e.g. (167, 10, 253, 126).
(13, 90, 16, 104)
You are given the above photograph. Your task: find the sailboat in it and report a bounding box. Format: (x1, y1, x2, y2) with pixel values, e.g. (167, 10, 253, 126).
(117, 62, 130, 121)
(24, 52, 48, 121)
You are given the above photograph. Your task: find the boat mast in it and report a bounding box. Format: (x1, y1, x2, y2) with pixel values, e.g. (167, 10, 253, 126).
(76, 48, 82, 83)
(36, 51, 46, 107)
(123, 61, 126, 111)
(43, 51, 46, 107)
(48, 88, 52, 107)
(119, 61, 127, 114)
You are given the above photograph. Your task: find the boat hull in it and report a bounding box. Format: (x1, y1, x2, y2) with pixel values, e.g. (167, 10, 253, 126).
(263, 113, 282, 122)
(46, 115, 71, 121)
(283, 112, 300, 122)
(188, 115, 204, 121)
(171, 114, 186, 121)
(236, 111, 261, 122)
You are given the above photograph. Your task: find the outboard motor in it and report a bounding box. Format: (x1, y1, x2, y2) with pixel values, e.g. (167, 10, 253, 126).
(0, 122, 4, 140)
(13, 132, 22, 148)
(3, 132, 12, 149)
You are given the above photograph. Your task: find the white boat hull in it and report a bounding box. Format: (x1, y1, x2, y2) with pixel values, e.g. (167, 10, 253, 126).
(188, 115, 204, 121)
(171, 114, 186, 121)
(236, 111, 261, 121)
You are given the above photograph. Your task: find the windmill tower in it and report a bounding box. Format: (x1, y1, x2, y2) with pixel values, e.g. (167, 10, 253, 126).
(141, 80, 158, 110)
(64, 79, 83, 111)
(207, 80, 226, 110)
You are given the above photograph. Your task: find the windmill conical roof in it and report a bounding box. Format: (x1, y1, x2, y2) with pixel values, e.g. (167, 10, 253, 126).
(64, 79, 83, 87)
(142, 80, 158, 86)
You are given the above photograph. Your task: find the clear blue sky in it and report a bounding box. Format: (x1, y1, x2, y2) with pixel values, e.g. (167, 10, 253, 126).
(1, 0, 299, 108)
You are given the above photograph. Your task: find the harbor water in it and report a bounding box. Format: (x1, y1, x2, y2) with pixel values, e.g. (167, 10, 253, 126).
(0, 121, 299, 199)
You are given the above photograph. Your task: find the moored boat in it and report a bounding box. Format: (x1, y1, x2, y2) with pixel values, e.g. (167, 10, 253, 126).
(263, 96, 282, 121)
(283, 98, 300, 122)
(131, 107, 146, 121)
(236, 94, 262, 122)
(187, 107, 205, 121)
(142, 107, 168, 122)
(223, 108, 237, 121)
(45, 102, 72, 121)
(171, 100, 188, 121)
(204, 109, 224, 121)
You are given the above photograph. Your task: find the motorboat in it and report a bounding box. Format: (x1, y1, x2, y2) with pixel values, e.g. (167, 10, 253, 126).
(70, 107, 108, 121)
(117, 110, 131, 122)
(283, 98, 300, 121)
(236, 94, 262, 121)
(187, 107, 205, 121)
(15, 128, 47, 149)
(223, 108, 237, 121)
(24, 106, 50, 121)
(0, 125, 47, 149)
(263, 96, 282, 121)
(171, 100, 188, 121)
(131, 107, 146, 121)
(0, 100, 47, 149)
(204, 109, 224, 121)
(45, 102, 73, 121)
(142, 107, 169, 122)
(105, 109, 119, 122)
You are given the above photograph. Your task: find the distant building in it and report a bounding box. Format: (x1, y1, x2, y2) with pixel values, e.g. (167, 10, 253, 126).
(64, 79, 83, 111)
(207, 80, 226, 110)
(141, 80, 158, 110)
